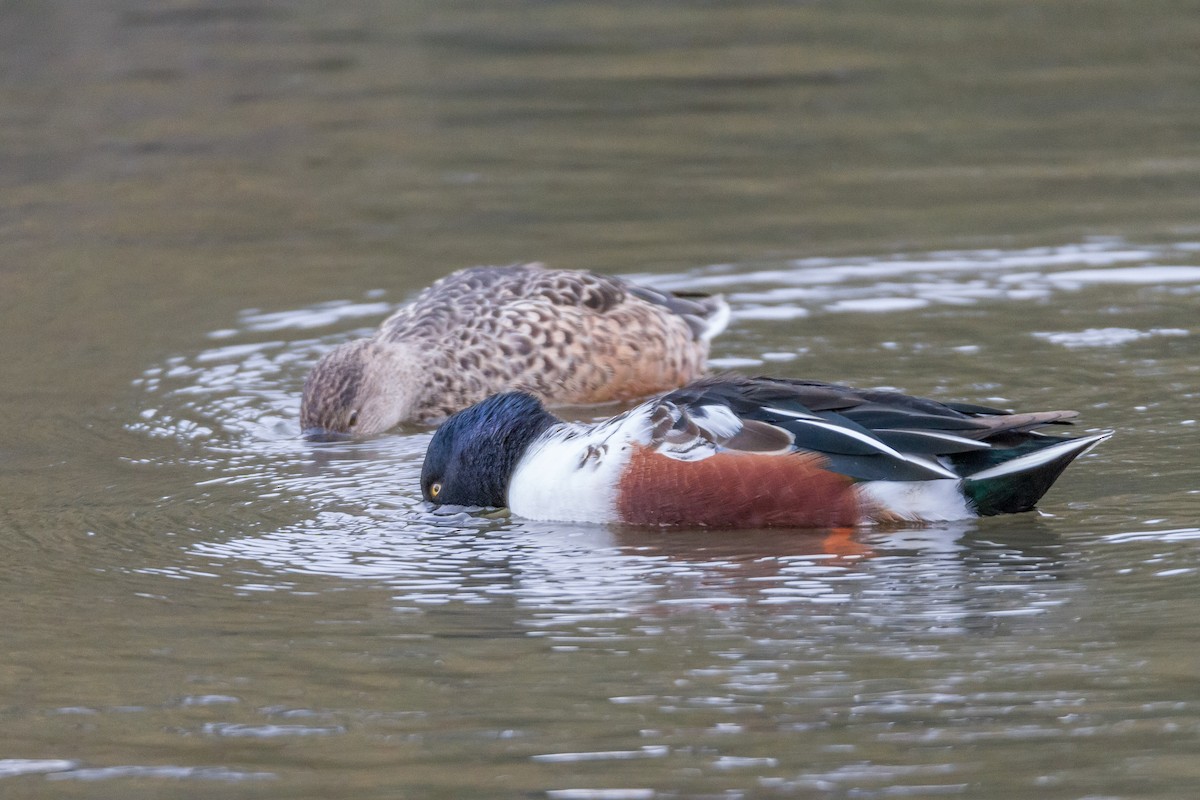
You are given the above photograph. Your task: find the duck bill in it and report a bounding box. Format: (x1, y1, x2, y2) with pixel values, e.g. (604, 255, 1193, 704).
(301, 427, 353, 443)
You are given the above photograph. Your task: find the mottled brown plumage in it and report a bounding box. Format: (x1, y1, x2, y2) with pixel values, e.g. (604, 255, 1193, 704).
(300, 263, 729, 436)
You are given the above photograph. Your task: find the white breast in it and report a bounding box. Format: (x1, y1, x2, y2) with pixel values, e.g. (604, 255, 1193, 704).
(506, 413, 650, 524)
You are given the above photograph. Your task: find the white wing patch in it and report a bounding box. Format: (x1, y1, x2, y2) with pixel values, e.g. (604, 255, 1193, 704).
(688, 404, 743, 439)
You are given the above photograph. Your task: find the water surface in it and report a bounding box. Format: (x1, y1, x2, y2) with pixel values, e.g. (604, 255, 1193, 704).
(2, 2, 1199, 798)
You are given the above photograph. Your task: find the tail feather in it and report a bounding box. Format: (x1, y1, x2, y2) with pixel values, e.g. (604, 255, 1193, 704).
(960, 432, 1112, 516)
(692, 294, 731, 342)
(628, 285, 730, 342)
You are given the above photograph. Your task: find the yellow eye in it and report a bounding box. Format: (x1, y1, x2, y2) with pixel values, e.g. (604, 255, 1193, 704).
(348, 411, 359, 428)
(430, 483, 441, 499)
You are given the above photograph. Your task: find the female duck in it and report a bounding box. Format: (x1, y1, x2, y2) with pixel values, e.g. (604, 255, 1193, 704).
(420, 375, 1110, 528)
(300, 263, 728, 437)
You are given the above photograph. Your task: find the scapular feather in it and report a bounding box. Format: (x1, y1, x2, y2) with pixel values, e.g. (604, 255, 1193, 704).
(873, 428, 992, 454)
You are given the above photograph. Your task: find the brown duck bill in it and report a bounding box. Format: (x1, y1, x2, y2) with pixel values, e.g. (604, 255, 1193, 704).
(301, 427, 354, 443)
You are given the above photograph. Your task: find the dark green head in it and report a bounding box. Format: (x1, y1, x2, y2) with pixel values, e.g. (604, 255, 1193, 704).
(421, 392, 557, 508)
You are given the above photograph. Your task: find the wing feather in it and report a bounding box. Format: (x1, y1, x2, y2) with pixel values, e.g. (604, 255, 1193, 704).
(653, 376, 1084, 483)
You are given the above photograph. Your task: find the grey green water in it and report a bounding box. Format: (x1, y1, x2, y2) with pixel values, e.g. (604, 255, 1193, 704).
(2, 2, 1199, 798)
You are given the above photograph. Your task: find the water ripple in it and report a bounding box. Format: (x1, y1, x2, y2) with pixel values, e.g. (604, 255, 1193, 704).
(0, 760, 77, 779)
(634, 240, 1200, 314)
(47, 765, 276, 782)
(202, 722, 345, 738)
(123, 239, 1193, 614)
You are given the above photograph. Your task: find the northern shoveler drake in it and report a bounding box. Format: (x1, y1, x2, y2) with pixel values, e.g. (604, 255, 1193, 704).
(420, 375, 1111, 528)
(300, 263, 729, 437)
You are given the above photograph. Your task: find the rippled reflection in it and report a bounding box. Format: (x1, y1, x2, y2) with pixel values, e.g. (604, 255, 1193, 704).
(34, 233, 1200, 792)
(126, 239, 1196, 610)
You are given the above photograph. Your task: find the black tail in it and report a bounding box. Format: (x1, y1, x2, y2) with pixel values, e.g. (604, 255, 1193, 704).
(959, 432, 1111, 515)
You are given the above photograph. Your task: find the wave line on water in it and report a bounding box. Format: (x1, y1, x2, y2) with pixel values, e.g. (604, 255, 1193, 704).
(120, 238, 1187, 612)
